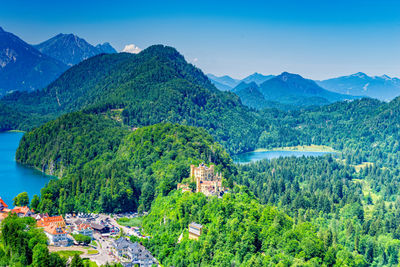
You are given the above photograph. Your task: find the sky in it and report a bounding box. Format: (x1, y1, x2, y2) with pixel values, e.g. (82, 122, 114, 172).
(1, 0, 399, 80)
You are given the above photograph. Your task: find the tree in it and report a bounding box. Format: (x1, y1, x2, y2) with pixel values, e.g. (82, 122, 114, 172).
(13, 192, 29, 207)
(70, 254, 84, 267)
(30, 194, 40, 211)
(72, 234, 91, 245)
(32, 243, 50, 267)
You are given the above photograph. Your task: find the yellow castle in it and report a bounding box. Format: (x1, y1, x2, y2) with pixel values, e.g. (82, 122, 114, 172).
(178, 163, 224, 197)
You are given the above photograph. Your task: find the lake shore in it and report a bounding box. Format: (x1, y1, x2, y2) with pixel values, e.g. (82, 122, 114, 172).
(254, 145, 338, 153)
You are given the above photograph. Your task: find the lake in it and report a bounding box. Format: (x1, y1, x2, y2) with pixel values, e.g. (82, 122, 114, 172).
(233, 150, 334, 164)
(0, 132, 54, 206)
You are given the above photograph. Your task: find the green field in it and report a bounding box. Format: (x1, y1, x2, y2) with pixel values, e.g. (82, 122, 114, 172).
(55, 250, 83, 258)
(117, 216, 143, 227)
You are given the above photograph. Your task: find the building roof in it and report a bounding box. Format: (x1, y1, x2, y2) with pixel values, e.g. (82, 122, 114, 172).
(130, 242, 156, 261)
(0, 198, 8, 209)
(76, 223, 92, 231)
(189, 222, 203, 229)
(37, 215, 65, 228)
(90, 223, 105, 231)
(114, 237, 132, 250)
(44, 225, 66, 235)
(11, 206, 32, 215)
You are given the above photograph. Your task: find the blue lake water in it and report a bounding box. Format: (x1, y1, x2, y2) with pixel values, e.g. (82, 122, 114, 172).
(233, 150, 334, 164)
(0, 132, 54, 206)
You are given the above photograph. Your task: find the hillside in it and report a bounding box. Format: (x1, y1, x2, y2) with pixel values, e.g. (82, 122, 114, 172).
(17, 114, 232, 213)
(232, 82, 302, 110)
(139, 189, 365, 266)
(34, 33, 117, 66)
(316, 72, 400, 101)
(2, 45, 262, 154)
(0, 27, 68, 95)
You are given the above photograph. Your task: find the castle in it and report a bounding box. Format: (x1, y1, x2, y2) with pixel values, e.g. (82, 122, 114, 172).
(178, 163, 224, 197)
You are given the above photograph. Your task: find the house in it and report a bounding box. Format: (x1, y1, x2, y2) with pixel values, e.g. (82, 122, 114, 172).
(113, 237, 157, 267)
(129, 242, 157, 267)
(0, 198, 10, 213)
(188, 222, 203, 240)
(43, 225, 68, 246)
(37, 215, 66, 228)
(90, 222, 109, 234)
(114, 237, 132, 258)
(34, 213, 49, 221)
(73, 223, 93, 238)
(11, 206, 34, 217)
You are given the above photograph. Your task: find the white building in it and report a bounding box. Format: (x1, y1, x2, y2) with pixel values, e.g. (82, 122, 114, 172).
(44, 225, 68, 246)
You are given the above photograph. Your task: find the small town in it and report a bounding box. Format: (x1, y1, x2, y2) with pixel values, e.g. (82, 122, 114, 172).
(0, 163, 221, 266)
(0, 195, 158, 266)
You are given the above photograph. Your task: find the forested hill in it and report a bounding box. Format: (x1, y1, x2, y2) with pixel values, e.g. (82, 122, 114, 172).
(17, 112, 232, 213)
(2, 45, 262, 154)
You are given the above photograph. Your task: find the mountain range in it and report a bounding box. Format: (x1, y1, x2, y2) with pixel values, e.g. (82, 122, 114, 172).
(207, 72, 274, 91)
(33, 33, 117, 66)
(232, 72, 358, 110)
(210, 71, 400, 104)
(0, 27, 117, 96)
(0, 27, 68, 95)
(316, 72, 400, 101)
(0, 45, 262, 154)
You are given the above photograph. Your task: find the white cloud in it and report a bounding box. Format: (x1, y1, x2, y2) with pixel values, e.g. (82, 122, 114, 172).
(122, 44, 142, 54)
(192, 58, 198, 63)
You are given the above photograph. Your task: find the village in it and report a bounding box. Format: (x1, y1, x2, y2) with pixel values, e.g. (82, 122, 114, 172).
(0, 163, 224, 266)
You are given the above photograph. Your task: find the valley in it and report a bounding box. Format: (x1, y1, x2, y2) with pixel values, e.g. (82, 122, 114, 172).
(1, 25, 400, 266)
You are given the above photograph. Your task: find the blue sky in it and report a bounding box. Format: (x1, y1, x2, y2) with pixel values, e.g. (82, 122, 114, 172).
(1, 0, 399, 79)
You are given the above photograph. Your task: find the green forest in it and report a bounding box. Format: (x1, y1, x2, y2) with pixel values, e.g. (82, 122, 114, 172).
(4, 45, 400, 266)
(17, 112, 232, 214)
(139, 188, 366, 266)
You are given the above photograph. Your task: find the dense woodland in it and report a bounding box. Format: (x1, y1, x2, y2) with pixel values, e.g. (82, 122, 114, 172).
(17, 112, 232, 214)
(4, 45, 400, 265)
(0, 214, 66, 266)
(1, 45, 263, 154)
(235, 156, 400, 266)
(139, 188, 366, 266)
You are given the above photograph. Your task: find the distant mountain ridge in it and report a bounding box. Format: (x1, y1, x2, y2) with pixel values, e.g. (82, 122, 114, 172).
(207, 72, 275, 91)
(316, 72, 400, 101)
(0, 26, 68, 95)
(231, 72, 358, 110)
(34, 33, 117, 66)
(206, 74, 240, 91)
(241, 72, 275, 85)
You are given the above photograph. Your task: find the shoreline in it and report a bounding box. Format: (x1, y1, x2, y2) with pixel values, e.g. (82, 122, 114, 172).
(6, 129, 25, 133)
(253, 145, 338, 153)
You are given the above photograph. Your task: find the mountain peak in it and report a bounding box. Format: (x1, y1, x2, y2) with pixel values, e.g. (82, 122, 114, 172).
(242, 72, 275, 85)
(95, 42, 117, 54)
(351, 72, 368, 79)
(34, 33, 116, 66)
(277, 72, 303, 82)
